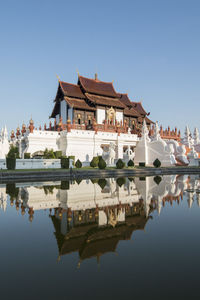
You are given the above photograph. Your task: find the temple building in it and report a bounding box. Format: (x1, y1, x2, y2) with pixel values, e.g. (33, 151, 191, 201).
(50, 74, 153, 132)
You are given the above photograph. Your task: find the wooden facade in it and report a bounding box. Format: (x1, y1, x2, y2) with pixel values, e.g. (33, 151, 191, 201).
(50, 74, 154, 131)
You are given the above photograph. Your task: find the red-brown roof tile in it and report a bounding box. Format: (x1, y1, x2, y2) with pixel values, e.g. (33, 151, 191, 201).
(132, 102, 147, 115)
(60, 81, 85, 99)
(85, 93, 126, 109)
(119, 93, 132, 107)
(79, 76, 118, 98)
(64, 97, 96, 111)
(124, 107, 141, 117)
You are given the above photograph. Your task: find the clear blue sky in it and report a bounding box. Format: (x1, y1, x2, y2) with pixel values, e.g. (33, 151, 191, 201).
(0, 0, 200, 135)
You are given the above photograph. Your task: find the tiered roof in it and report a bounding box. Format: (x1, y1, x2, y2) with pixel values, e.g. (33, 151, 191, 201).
(51, 74, 153, 123)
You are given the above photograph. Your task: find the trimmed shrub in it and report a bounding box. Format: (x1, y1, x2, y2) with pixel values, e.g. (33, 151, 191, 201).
(6, 183, 19, 199)
(127, 159, 134, 167)
(6, 158, 16, 170)
(116, 159, 125, 169)
(98, 178, 107, 189)
(139, 162, 146, 167)
(98, 158, 106, 169)
(139, 177, 146, 181)
(54, 151, 62, 159)
(24, 153, 30, 159)
(90, 157, 99, 168)
(154, 176, 162, 185)
(153, 158, 161, 168)
(44, 148, 55, 159)
(75, 159, 82, 168)
(61, 180, 70, 190)
(116, 177, 126, 187)
(61, 157, 69, 169)
(7, 145, 19, 159)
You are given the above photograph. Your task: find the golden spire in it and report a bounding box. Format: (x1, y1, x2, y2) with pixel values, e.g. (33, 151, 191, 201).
(56, 74, 60, 82)
(76, 69, 80, 77)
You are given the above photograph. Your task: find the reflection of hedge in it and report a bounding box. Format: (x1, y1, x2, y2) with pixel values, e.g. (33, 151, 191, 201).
(128, 177, 134, 182)
(116, 177, 126, 187)
(61, 157, 69, 169)
(76, 178, 82, 185)
(153, 158, 161, 168)
(90, 157, 99, 168)
(6, 158, 16, 170)
(98, 158, 106, 169)
(154, 176, 162, 185)
(90, 178, 99, 184)
(98, 179, 107, 189)
(139, 177, 146, 181)
(75, 159, 82, 168)
(128, 159, 134, 167)
(43, 186, 54, 195)
(61, 181, 70, 190)
(6, 183, 19, 199)
(139, 162, 145, 167)
(116, 159, 125, 169)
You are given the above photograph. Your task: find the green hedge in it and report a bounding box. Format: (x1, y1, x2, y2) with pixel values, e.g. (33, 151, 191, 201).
(54, 151, 62, 159)
(75, 159, 82, 168)
(127, 159, 134, 167)
(98, 158, 106, 169)
(6, 158, 16, 170)
(61, 157, 69, 169)
(139, 162, 146, 167)
(116, 159, 125, 169)
(153, 158, 161, 168)
(24, 153, 31, 159)
(90, 156, 99, 168)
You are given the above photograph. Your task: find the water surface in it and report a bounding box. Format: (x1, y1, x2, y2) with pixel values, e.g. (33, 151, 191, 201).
(0, 175, 200, 300)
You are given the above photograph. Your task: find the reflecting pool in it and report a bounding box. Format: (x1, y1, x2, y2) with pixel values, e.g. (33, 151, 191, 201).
(1, 174, 200, 299)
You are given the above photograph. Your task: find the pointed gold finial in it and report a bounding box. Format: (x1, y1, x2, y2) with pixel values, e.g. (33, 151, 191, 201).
(56, 74, 60, 82)
(76, 69, 80, 77)
(112, 79, 114, 83)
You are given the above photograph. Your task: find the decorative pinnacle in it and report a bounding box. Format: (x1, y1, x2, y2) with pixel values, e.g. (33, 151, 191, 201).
(56, 74, 60, 82)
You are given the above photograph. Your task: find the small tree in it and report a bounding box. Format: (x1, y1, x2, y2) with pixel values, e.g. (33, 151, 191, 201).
(98, 158, 106, 169)
(127, 159, 134, 167)
(116, 159, 125, 169)
(153, 158, 161, 168)
(75, 159, 82, 168)
(7, 146, 20, 159)
(90, 157, 99, 168)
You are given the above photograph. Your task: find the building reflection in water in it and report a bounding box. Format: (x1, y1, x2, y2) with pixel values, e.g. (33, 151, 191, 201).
(0, 174, 200, 264)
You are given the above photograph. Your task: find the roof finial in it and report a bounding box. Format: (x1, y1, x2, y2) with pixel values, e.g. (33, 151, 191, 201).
(76, 69, 80, 77)
(56, 74, 60, 82)
(95, 73, 98, 80)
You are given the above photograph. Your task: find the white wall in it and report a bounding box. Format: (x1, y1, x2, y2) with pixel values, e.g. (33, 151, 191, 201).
(97, 108, 105, 124)
(0, 159, 6, 170)
(116, 111, 123, 124)
(16, 159, 61, 169)
(61, 100, 67, 124)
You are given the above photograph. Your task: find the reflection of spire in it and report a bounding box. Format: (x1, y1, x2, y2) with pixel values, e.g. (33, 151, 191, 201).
(187, 192, 194, 208)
